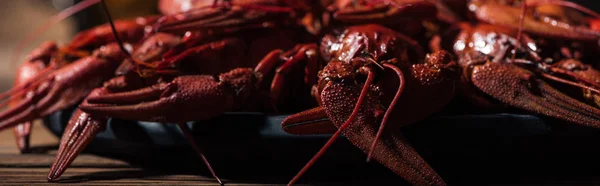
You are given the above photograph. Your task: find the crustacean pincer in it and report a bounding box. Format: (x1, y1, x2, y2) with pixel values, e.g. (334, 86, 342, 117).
(9, 41, 56, 153)
(432, 22, 600, 130)
(2, 16, 154, 153)
(282, 24, 459, 186)
(47, 3, 324, 183)
(1, 41, 131, 150)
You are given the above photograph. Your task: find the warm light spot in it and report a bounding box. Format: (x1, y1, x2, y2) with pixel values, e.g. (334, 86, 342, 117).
(468, 4, 478, 12)
(527, 43, 537, 51)
(480, 45, 492, 54)
(454, 40, 465, 51)
(475, 40, 486, 48)
(181, 0, 192, 12)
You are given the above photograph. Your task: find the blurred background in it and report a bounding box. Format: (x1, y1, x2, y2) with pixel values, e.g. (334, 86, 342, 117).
(0, 0, 597, 94)
(0, 0, 158, 93)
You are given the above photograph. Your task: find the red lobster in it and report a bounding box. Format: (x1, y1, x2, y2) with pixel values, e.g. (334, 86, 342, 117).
(429, 1, 600, 135)
(48, 0, 452, 185)
(281, 24, 458, 186)
(0, 0, 309, 183)
(5, 16, 154, 153)
(42, 0, 322, 183)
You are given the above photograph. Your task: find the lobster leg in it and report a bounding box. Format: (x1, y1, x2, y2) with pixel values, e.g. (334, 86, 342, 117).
(176, 123, 223, 185)
(82, 41, 322, 118)
(10, 41, 56, 153)
(0, 43, 126, 132)
(80, 68, 259, 123)
(11, 63, 44, 153)
(3, 16, 150, 105)
(281, 107, 337, 135)
(254, 44, 320, 103)
(332, 0, 437, 24)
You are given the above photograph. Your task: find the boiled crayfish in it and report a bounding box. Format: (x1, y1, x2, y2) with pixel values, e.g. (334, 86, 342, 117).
(3, 0, 600, 186)
(2, 0, 319, 184)
(282, 24, 459, 186)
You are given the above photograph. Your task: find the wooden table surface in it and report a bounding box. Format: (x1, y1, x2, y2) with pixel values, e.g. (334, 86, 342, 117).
(0, 121, 395, 186)
(4, 123, 600, 186)
(0, 122, 243, 186)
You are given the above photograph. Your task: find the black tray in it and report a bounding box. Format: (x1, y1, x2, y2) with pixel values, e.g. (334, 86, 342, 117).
(43, 107, 600, 184)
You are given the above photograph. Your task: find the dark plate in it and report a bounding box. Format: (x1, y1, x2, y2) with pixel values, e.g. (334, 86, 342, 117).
(43, 107, 600, 184)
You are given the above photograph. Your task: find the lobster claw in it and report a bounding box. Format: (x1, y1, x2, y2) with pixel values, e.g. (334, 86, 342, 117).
(54, 73, 230, 183)
(47, 88, 109, 181)
(0, 43, 124, 132)
(11, 41, 55, 152)
(286, 51, 458, 186)
(318, 80, 447, 186)
(80, 68, 259, 123)
(48, 73, 155, 181)
(11, 62, 44, 153)
(468, 61, 600, 127)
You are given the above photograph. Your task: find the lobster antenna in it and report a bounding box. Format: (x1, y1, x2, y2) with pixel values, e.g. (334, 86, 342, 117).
(11, 0, 101, 70)
(288, 70, 376, 186)
(176, 123, 223, 185)
(510, 58, 600, 95)
(367, 63, 405, 162)
(100, 0, 131, 57)
(527, 0, 600, 19)
(511, 0, 527, 63)
(0, 65, 56, 102)
(0, 72, 51, 109)
(540, 73, 600, 95)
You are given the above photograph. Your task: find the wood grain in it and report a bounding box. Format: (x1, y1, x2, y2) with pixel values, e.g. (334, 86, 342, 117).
(0, 122, 248, 185)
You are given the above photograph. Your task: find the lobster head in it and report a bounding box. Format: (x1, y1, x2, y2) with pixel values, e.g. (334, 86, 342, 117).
(447, 23, 600, 129)
(283, 24, 458, 186)
(314, 25, 458, 129)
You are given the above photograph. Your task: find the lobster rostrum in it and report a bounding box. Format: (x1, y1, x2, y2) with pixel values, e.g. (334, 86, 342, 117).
(45, 1, 325, 183)
(281, 24, 459, 185)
